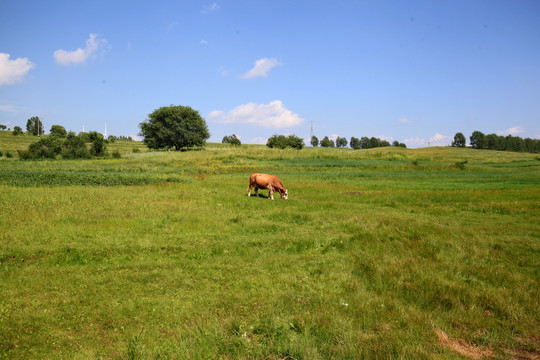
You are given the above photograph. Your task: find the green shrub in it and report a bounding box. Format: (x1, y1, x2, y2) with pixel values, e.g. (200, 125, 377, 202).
(133, 147, 141, 153)
(266, 134, 304, 149)
(21, 136, 63, 159)
(62, 132, 91, 159)
(112, 150, 122, 159)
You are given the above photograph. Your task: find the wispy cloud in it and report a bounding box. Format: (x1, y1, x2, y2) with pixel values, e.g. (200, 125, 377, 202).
(250, 137, 268, 145)
(54, 33, 110, 65)
(497, 126, 525, 136)
(0, 53, 35, 87)
(202, 2, 220, 13)
(242, 58, 282, 79)
(398, 118, 411, 124)
(200, 39, 209, 45)
(0, 104, 17, 112)
(208, 100, 304, 129)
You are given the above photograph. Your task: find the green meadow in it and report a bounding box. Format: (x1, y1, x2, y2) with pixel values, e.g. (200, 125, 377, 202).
(1, 131, 539, 359)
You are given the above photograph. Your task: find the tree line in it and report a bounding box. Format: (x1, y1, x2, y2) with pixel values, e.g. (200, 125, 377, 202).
(452, 131, 540, 153)
(311, 135, 406, 149)
(9, 117, 136, 160)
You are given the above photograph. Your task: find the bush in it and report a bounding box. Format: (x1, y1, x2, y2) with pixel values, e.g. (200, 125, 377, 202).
(13, 126, 23, 136)
(50, 125, 67, 138)
(133, 147, 141, 153)
(111, 150, 122, 159)
(222, 134, 241, 146)
(266, 134, 304, 149)
(20, 136, 63, 159)
(61, 132, 91, 159)
(88, 131, 107, 156)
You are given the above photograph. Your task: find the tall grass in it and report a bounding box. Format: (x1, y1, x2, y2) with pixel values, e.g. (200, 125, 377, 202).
(1, 138, 539, 359)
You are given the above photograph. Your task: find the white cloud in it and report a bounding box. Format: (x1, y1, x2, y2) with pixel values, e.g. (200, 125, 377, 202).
(54, 33, 110, 65)
(208, 110, 224, 117)
(250, 137, 268, 145)
(497, 126, 525, 136)
(209, 100, 304, 129)
(404, 137, 427, 147)
(430, 133, 451, 145)
(242, 58, 282, 78)
(200, 39, 209, 45)
(398, 118, 411, 124)
(404, 133, 451, 148)
(378, 135, 394, 143)
(202, 2, 220, 13)
(0, 53, 35, 87)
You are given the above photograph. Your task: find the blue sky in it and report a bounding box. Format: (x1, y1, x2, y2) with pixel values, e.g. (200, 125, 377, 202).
(1, 1, 539, 147)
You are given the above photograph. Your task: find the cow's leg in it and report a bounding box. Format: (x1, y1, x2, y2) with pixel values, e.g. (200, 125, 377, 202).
(254, 187, 259, 197)
(268, 185, 274, 200)
(247, 183, 253, 196)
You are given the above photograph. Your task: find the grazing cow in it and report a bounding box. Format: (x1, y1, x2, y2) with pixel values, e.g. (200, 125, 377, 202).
(247, 173, 288, 200)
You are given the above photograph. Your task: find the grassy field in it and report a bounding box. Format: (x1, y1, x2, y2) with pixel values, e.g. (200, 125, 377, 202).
(1, 131, 539, 359)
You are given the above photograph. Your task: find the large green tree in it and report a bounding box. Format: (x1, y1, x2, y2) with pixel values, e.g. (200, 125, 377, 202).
(139, 105, 210, 150)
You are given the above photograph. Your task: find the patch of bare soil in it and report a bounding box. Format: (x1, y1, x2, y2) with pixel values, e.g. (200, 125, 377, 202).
(435, 328, 493, 359)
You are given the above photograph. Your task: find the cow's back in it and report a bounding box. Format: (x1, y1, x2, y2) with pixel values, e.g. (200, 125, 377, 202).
(250, 173, 277, 189)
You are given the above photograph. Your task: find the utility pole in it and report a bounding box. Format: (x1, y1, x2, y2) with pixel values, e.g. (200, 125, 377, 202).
(310, 121, 314, 138)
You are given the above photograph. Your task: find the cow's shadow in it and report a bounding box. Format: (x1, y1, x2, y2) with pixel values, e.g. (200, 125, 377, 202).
(248, 193, 270, 198)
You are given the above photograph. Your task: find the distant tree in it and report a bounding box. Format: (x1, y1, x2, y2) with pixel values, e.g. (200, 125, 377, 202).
(266, 134, 288, 149)
(50, 125, 67, 138)
(311, 135, 319, 147)
(380, 140, 391, 147)
(0, 125, 6, 130)
(392, 140, 400, 147)
(88, 131, 107, 156)
(485, 133, 500, 150)
(13, 126, 23, 136)
(505, 135, 525, 152)
(369, 137, 380, 148)
(287, 135, 305, 149)
(350, 137, 361, 149)
(19, 136, 63, 159)
(451, 132, 466, 147)
(222, 134, 241, 146)
(320, 136, 331, 148)
(360, 137, 371, 149)
(26, 116, 44, 136)
(470, 131, 485, 149)
(266, 134, 304, 149)
(399, 142, 407, 148)
(139, 105, 210, 150)
(336, 136, 348, 148)
(62, 131, 91, 159)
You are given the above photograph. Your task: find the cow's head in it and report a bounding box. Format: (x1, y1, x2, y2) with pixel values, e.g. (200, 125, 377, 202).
(282, 189, 288, 200)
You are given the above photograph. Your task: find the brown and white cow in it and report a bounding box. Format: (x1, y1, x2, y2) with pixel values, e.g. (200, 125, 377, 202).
(247, 173, 288, 200)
